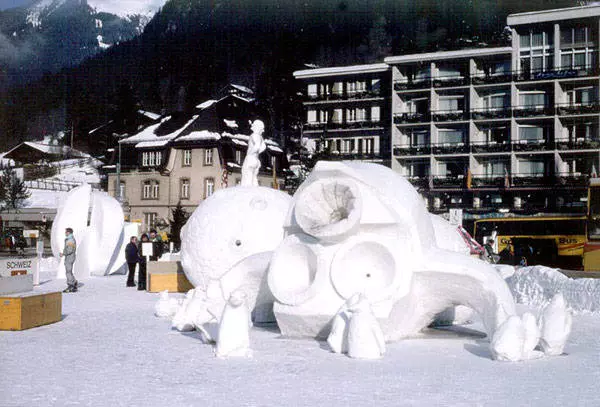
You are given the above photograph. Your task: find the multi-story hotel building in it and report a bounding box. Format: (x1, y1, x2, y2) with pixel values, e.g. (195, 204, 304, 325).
(294, 4, 600, 218)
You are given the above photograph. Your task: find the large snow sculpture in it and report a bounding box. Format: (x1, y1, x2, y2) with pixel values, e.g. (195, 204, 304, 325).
(241, 120, 266, 187)
(51, 185, 124, 279)
(267, 161, 517, 345)
(180, 186, 292, 324)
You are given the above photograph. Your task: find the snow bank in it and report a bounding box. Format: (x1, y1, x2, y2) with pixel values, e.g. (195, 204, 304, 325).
(506, 265, 600, 313)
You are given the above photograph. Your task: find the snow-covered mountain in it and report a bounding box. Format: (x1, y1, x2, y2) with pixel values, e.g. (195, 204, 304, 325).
(0, 0, 167, 86)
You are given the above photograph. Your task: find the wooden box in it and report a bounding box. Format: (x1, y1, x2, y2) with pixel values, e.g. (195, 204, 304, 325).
(0, 291, 62, 331)
(147, 261, 194, 293)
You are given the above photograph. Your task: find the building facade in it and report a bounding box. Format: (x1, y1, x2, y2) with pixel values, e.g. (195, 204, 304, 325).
(294, 4, 600, 219)
(106, 90, 287, 233)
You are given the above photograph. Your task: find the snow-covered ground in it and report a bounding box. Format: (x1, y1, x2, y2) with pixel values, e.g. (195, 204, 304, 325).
(2, 265, 600, 406)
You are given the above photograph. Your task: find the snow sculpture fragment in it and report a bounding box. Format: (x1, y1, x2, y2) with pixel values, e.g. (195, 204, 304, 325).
(268, 161, 517, 347)
(491, 315, 526, 362)
(522, 312, 541, 359)
(51, 185, 124, 279)
(155, 291, 181, 318)
(215, 290, 252, 358)
(180, 186, 291, 323)
(327, 293, 360, 354)
(539, 293, 572, 356)
(172, 289, 198, 332)
(346, 294, 386, 360)
(241, 120, 266, 187)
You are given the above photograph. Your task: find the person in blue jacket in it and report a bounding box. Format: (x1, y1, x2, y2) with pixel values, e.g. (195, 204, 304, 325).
(125, 236, 140, 287)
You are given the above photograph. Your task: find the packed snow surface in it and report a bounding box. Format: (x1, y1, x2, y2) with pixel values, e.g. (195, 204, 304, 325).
(3, 267, 600, 406)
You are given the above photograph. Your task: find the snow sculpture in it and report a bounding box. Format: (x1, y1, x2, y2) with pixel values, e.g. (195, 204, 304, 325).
(51, 185, 124, 279)
(522, 312, 541, 358)
(180, 186, 291, 324)
(346, 294, 386, 360)
(491, 315, 526, 362)
(155, 290, 182, 318)
(241, 120, 266, 187)
(267, 161, 518, 355)
(327, 293, 360, 354)
(215, 290, 252, 358)
(172, 289, 198, 332)
(539, 293, 572, 356)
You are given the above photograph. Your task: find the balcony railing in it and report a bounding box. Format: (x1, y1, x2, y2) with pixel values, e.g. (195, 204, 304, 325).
(393, 112, 430, 124)
(432, 143, 468, 155)
(433, 175, 465, 188)
(471, 174, 506, 188)
(307, 90, 382, 101)
(513, 104, 554, 117)
(511, 173, 552, 186)
(433, 76, 468, 88)
(512, 139, 550, 152)
(555, 172, 589, 186)
(471, 73, 513, 85)
(394, 78, 433, 91)
(393, 144, 431, 156)
(556, 139, 600, 150)
(556, 102, 600, 116)
(431, 110, 469, 122)
(471, 107, 512, 120)
(471, 141, 511, 153)
(304, 120, 384, 131)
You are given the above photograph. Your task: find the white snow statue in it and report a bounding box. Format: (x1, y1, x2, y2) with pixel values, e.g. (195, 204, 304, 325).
(539, 293, 572, 356)
(267, 161, 519, 358)
(346, 294, 386, 360)
(327, 293, 361, 354)
(215, 290, 252, 358)
(154, 291, 181, 319)
(491, 315, 525, 362)
(172, 289, 197, 332)
(241, 119, 266, 187)
(51, 184, 125, 279)
(180, 186, 291, 324)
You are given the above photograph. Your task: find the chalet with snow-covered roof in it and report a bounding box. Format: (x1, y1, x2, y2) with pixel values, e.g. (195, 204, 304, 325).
(105, 92, 288, 232)
(4, 142, 88, 165)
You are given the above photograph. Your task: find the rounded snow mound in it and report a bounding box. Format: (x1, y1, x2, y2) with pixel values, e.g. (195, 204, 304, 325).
(506, 265, 600, 313)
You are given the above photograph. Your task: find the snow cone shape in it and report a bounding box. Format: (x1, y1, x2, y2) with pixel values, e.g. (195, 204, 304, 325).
(491, 315, 525, 362)
(539, 293, 572, 356)
(154, 290, 181, 319)
(215, 290, 252, 358)
(346, 294, 386, 360)
(327, 293, 361, 354)
(522, 312, 541, 359)
(172, 289, 196, 332)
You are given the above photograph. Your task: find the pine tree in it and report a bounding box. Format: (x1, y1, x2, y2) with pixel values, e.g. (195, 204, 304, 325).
(0, 168, 30, 210)
(169, 201, 189, 251)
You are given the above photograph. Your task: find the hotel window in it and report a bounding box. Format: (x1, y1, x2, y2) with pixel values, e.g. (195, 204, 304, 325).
(371, 106, 380, 122)
(483, 160, 507, 177)
(567, 87, 596, 105)
(331, 109, 343, 123)
(307, 110, 317, 123)
(410, 130, 429, 147)
(406, 98, 428, 114)
(519, 126, 545, 142)
(143, 212, 157, 229)
(307, 84, 317, 98)
(182, 149, 192, 166)
(364, 138, 374, 154)
(347, 108, 366, 122)
(438, 96, 464, 112)
(142, 180, 159, 200)
(518, 160, 545, 176)
(318, 83, 331, 97)
(204, 178, 215, 198)
(483, 93, 509, 110)
(347, 80, 366, 95)
(235, 150, 242, 164)
(204, 148, 213, 166)
(519, 91, 547, 108)
(180, 178, 190, 200)
(332, 82, 343, 96)
(319, 110, 329, 123)
(519, 29, 553, 73)
(438, 129, 464, 144)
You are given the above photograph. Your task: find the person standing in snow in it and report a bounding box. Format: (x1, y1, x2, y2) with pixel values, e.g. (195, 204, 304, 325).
(137, 233, 150, 291)
(60, 227, 78, 293)
(149, 229, 163, 261)
(484, 239, 499, 264)
(125, 236, 140, 287)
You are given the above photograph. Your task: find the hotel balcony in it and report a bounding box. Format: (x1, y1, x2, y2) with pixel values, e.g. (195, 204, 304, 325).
(432, 175, 464, 188)
(516, 66, 599, 82)
(471, 174, 506, 188)
(471, 107, 512, 120)
(431, 143, 468, 155)
(393, 144, 431, 156)
(556, 102, 600, 116)
(334, 151, 383, 160)
(304, 120, 384, 131)
(406, 176, 429, 189)
(556, 139, 600, 150)
(511, 173, 553, 187)
(471, 73, 513, 85)
(394, 78, 432, 91)
(555, 172, 589, 187)
(513, 104, 554, 117)
(307, 90, 383, 102)
(431, 110, 469, 122)
(471, 141, 511, 153)
(393, 112, 430, 124)
(511, 139, 550, 152)
(433, 76, 469, 88)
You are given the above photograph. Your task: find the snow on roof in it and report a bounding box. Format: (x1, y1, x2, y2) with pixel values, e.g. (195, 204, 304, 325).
(294, 63, 390, 79)
(267, 145, 283, 153)
(231, 94, 254, 103)
(88, 120, 114, 135)
(227, 162, 241, 168)
(230, 84, 254, 94)
(231, 139, 247, 147)
(226, 133, 250, 141)
(121, 115, 198, 146)
(196, 100, 217, 110)
(137, 110, 161, 121)
(176, 130, 221, 142)
(23, 142, 69, 155)
(224, 119, 238, 129)
(136, 140, 169, 148)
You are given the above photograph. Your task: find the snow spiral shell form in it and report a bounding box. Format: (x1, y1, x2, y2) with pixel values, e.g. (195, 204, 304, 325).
(294, 178, 362, 242)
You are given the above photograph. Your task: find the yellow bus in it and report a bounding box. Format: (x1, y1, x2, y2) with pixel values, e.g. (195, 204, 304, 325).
(584, 178, 600, 270)
(473, 216, 586, 269)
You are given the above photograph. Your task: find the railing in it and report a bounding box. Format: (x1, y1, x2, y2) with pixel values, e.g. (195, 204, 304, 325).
(556, 139, 600, 150)
(394, 78, 432, 91)
(512, 104, 554, 117)
(556, 102, 600, 116)
(433, 76, 468, 88)
(393, 144, 431, 156)
(471, 107, 512, 120)
(555, 172, 589, 186)
(471, 73, 513, 85)
(24, 179, 101, 192)
(304, 120, 384, 131)
(471, 174, 506, 188)
(511, 173, 552, 187)
(433, 175, 465, 188)
(431, 143, 469, 155)
(471, 141, 511, 153)
(307, 90, 382, 101)
(511, 139, 550, 152)
(393, 112, 430, 124)
(431, 110, 469, 122)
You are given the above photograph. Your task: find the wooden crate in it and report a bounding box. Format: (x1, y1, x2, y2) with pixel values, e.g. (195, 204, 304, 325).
(147, 261, 194, 293)
(0, 291, 62, 331)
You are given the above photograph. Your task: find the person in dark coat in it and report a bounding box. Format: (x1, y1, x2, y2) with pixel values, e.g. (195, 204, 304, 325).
(125, 236, 140, 287)
(138, 234, 150, 291)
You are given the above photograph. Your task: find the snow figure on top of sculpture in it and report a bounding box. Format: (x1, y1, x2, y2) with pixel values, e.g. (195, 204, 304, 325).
(174, 157, 571, 362)
(51, 184, 134, 280)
